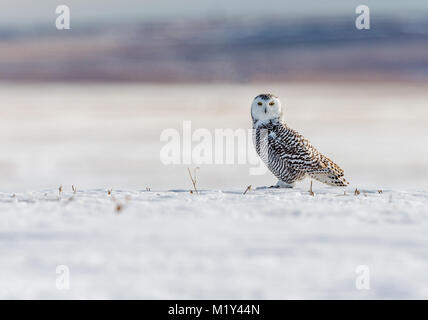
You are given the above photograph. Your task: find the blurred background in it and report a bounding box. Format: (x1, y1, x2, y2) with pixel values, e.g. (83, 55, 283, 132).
(1, 0, 428, 191)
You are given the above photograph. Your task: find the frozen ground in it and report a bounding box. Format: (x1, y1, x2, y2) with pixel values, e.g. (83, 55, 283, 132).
(1, 186, 428, 299)
(0, 82, 427, 299)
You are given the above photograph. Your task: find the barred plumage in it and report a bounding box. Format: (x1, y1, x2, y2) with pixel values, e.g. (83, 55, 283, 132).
(251, 94, 349, 187)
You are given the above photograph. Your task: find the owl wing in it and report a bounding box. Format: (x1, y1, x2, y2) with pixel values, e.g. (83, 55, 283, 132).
(268, 122, 348, 186)
(267, 123, 321, 170)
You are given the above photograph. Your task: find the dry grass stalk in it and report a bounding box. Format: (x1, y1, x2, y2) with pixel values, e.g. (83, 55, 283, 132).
(354, 188, 360, 196)
(308, 181, 315, 196)
(108, 193, 124, 213)
(58, 184, 63, 195)
(243, 185, 252, 195)
(72, 185, 77, 194)
(187, 167, 199, 194)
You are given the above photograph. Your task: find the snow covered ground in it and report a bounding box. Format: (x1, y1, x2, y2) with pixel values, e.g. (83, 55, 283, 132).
(0, 82, 427, 299)
(1, 186, 428, 299)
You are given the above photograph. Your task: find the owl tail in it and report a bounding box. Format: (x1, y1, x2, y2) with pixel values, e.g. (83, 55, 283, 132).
(308, 155, 349, 187)
(309, 172, 349, 187)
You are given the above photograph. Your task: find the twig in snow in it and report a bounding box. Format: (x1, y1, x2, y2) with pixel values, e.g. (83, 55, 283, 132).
(187, 167, 199, 194)
(243, 185, 252, 195)
(354, 188, 360, 196)
(308, 180, 315, 196)
(108, 193, 124, 213)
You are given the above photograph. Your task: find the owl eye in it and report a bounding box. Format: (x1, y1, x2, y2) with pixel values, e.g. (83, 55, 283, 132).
(269, 101, 275, 106)
(257, 102, 263, 106)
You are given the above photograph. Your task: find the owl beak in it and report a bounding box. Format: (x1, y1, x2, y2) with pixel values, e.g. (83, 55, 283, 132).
(264, 107, 267, 114)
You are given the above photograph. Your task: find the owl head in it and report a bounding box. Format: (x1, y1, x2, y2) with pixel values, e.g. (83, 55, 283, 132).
(251, 93, 282, 123)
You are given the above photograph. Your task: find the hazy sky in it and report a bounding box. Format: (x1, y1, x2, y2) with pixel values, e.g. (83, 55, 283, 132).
(2, 0, 428, 27)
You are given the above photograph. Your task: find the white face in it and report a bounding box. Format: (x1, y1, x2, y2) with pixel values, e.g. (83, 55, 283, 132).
(251, 94, 282, 123)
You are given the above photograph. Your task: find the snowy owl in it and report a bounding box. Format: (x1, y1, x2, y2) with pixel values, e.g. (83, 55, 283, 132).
(251, 93, 349, 188)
